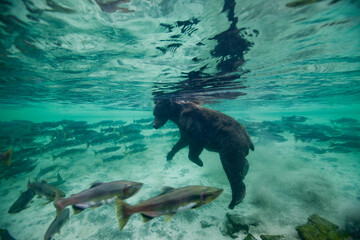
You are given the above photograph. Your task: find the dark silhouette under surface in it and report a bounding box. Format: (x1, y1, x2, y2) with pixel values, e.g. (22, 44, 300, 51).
(153, 99, 254, 209)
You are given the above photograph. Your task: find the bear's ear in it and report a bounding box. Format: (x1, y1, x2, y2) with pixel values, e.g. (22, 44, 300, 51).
(157, 99, 174, 109)
(167, 99, 183, 112)
(154, 98, 180, 116)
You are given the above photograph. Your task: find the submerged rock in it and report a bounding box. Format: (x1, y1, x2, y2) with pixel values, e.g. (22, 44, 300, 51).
(200, 216, 219, 229)
(296, 214, 352, 240)
(200, 220, 213, 228)
(345, 213, 360, 239)
(244, 233, 258, 240)
(0, 229, 16, 240)
(221, 213, 258, 238)
(260, 235, 285, 240)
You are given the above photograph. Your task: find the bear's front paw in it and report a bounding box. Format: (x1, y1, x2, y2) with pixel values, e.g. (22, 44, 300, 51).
(166, 152, 174, 161)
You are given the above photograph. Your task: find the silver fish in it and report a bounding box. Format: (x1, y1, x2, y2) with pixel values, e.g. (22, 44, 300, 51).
(116, 185, 223, 231)
(8, 189, 35, 213)
(54, 180, 142, 215)
(44, 208, 70, 240)
(28, 180, 65, 201)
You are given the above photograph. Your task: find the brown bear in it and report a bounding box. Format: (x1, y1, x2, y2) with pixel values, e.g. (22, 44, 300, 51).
(153, 99, 254, 209)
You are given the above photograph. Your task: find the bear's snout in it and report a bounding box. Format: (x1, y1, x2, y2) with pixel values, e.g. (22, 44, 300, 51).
(153, 118, 166, 129)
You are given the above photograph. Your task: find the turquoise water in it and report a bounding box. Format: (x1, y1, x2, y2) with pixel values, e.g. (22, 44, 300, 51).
(0, 0, 360, 239)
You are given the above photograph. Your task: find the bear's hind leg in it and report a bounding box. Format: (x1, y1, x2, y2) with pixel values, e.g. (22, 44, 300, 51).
(220, 151, 247, 209)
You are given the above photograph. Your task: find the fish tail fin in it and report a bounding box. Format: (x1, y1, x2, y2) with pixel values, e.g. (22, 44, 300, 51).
(57, 172, 63, 181)
(56, 172, 65, 184)
(54, 192, 64, 216)
(51, 154, 57, 161)
(4, 148, 12, 166)
(115, 199, 131, 231)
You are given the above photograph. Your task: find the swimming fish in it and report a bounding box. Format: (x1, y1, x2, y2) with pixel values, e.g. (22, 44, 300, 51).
(94, 146, 121, 155)
(36, 165, 58, 180)
(286, 0, 321, 8)
(102, 154, 125, 163)
(116, 185, 223, 231)
(28, 180, 65, 201)
(90, 120, 125, 128)
(48, 172, 66, 187)
(52, 148, 87, 161)
(87, 133, 119, 147)
(125, 143, 147, 154)
(133, 118, 153, 124)
(54, 180, 142, 216)
(44, 208, 70, 240)
(8, 188, 35, 213)
(0, 148, 13, 166)
(0, 159, 36, 180)
(100, 127, 118, 133)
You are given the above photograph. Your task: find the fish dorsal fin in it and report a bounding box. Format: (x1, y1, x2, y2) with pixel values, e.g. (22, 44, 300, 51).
(159, 186, 175, 195)
(57, 172, 63, 181)
(140, 213, 154, 223)
(163, 214, 174, 222)
(90, 182, 103, 188)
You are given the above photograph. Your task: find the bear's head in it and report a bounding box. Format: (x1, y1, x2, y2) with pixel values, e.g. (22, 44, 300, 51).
(153, 99, 172, 129)
(153, 99, 183, 129)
